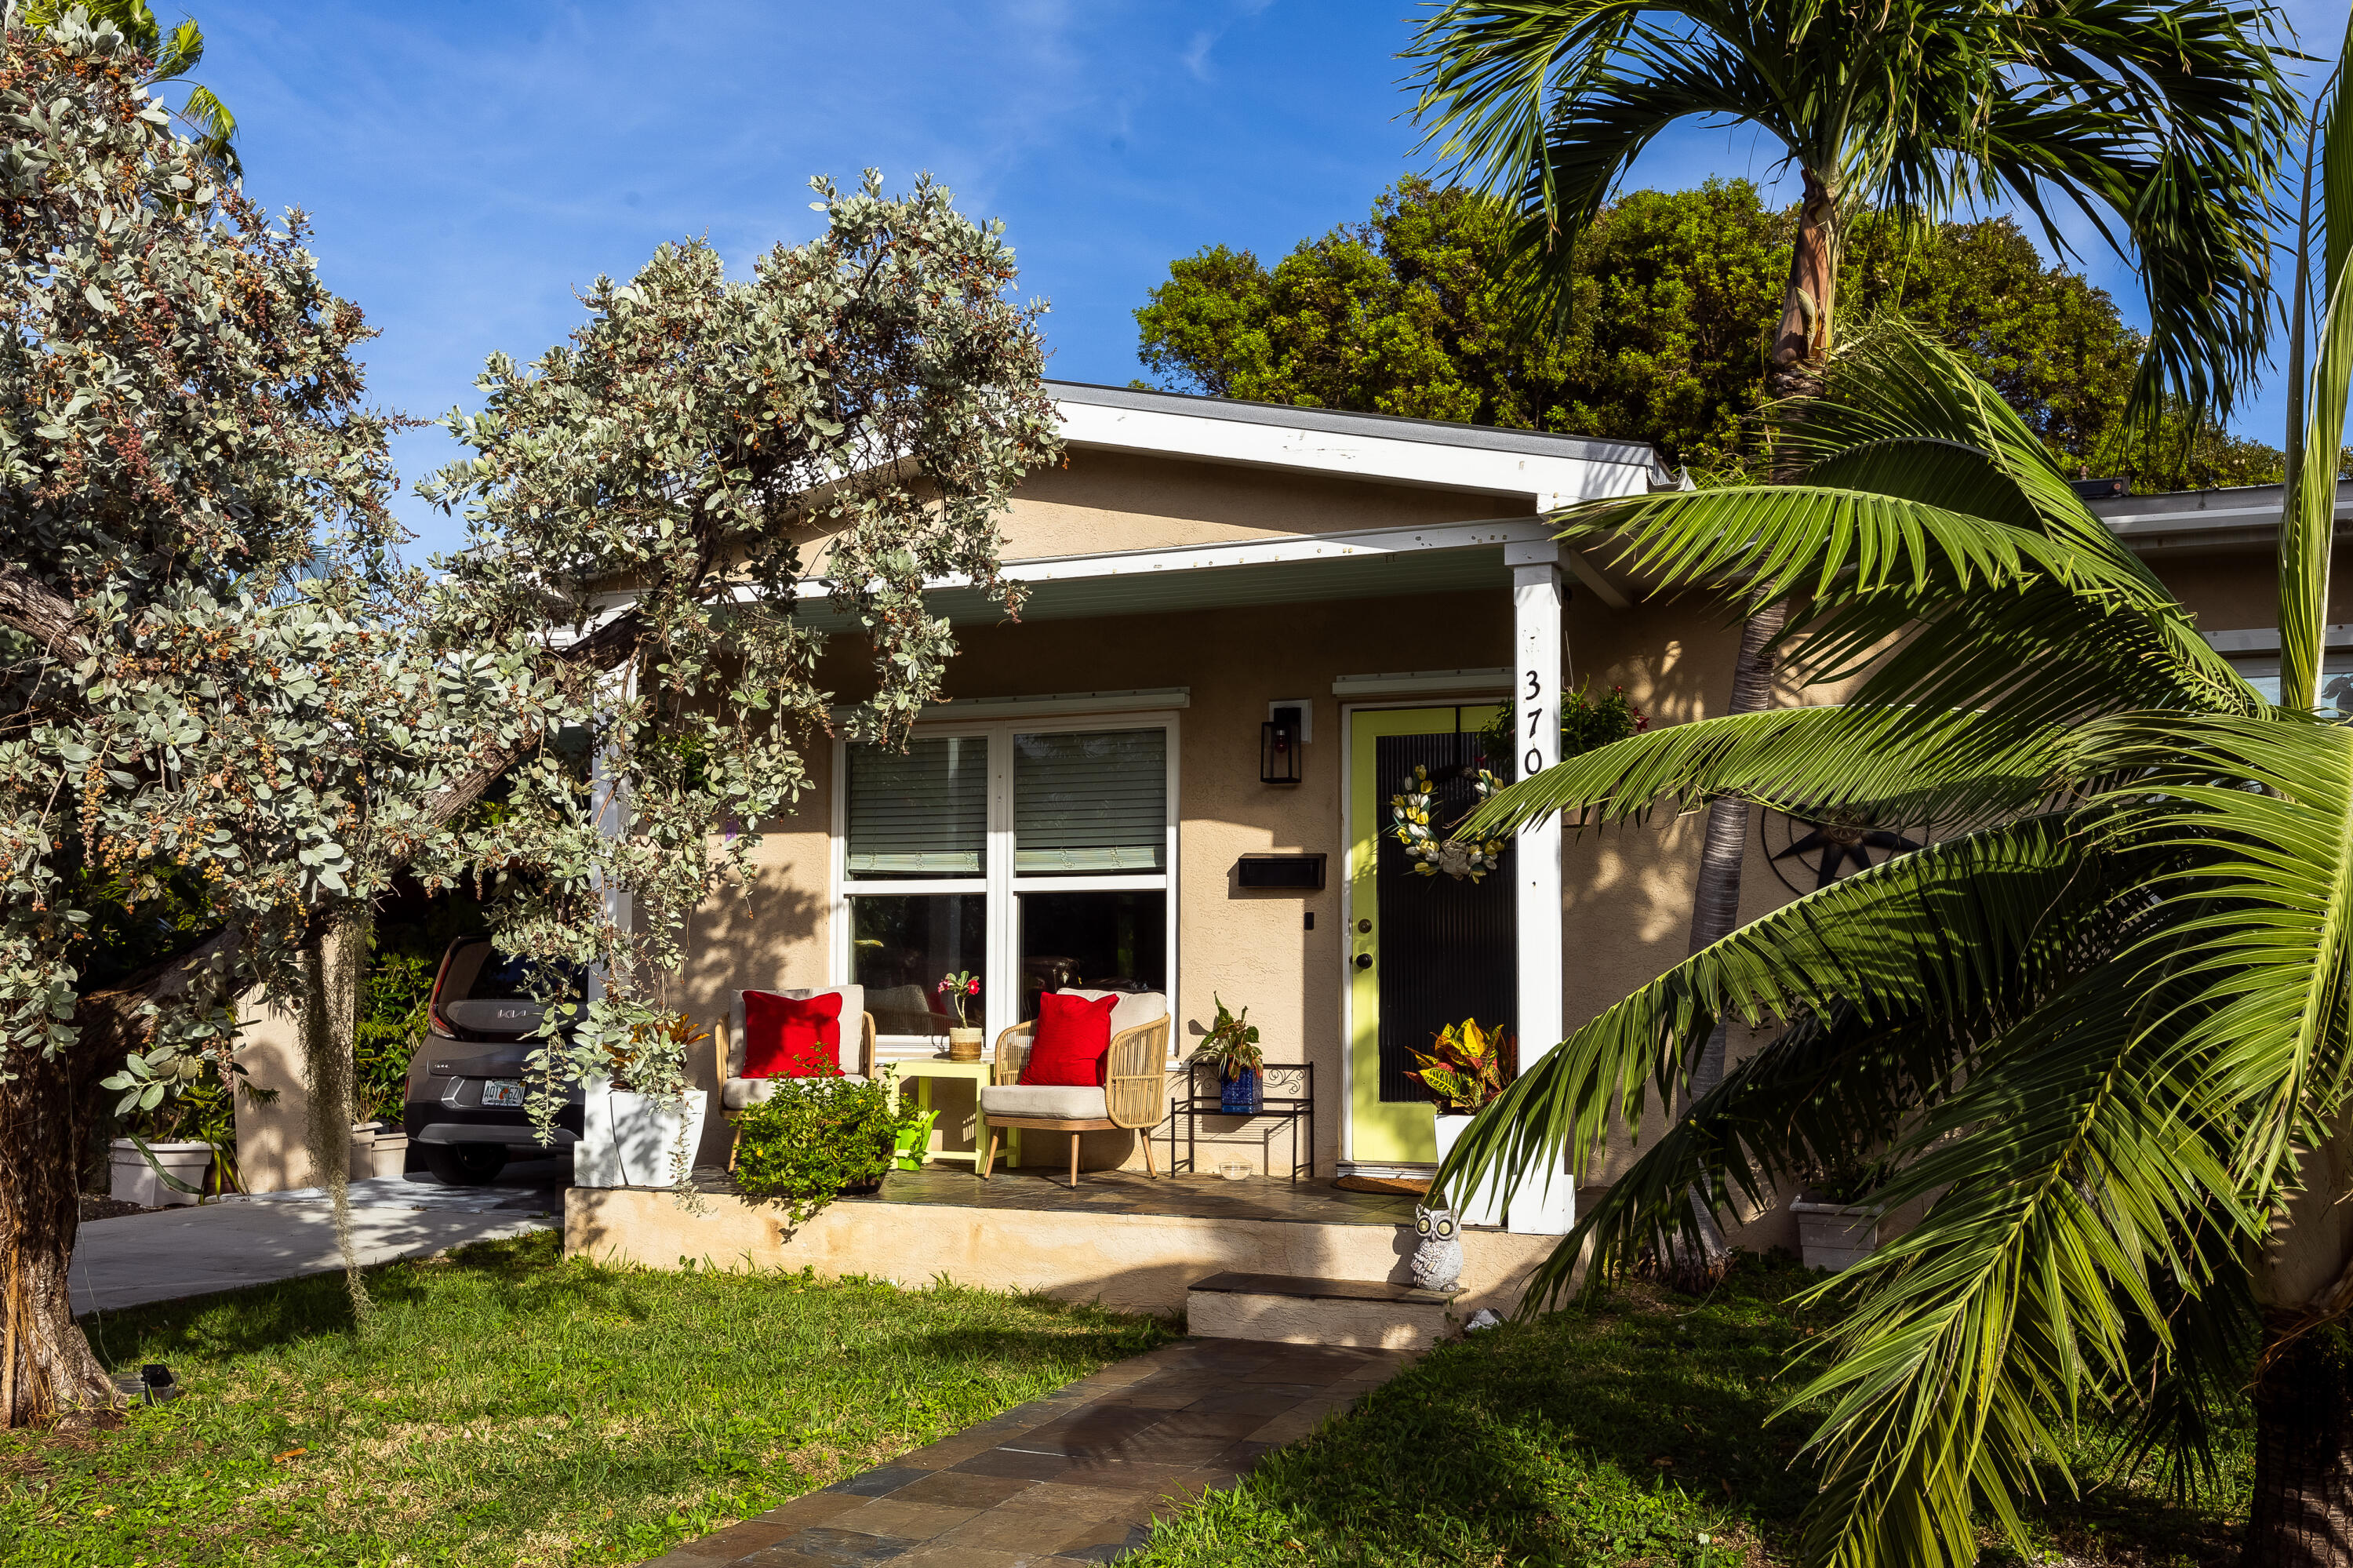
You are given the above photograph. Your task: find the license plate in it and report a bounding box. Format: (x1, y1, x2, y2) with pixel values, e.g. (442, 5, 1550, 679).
(479, 1079, 525, 1108)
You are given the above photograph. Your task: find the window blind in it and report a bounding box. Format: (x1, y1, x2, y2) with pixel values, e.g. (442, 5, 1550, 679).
(1013, 729, 1167, 875)
(845, 737, 987, 876)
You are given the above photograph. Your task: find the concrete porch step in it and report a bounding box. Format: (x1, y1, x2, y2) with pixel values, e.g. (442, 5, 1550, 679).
(1187, 1270, 1461, 1351)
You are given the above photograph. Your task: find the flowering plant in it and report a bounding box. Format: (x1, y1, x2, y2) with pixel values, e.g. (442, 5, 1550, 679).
(936, 970, 981, 1028)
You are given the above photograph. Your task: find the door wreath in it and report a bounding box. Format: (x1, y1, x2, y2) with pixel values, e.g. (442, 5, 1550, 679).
(1389, 763, 1506, 882)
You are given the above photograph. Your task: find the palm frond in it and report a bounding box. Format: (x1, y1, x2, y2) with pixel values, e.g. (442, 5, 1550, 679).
(2281, 14, 2353, 709)
(1437, 813, 2111, 1275)
(2079, 714, 2353, 1190)
(1459, 703, 2067, 842)
(1788, 950, 2255, 1568)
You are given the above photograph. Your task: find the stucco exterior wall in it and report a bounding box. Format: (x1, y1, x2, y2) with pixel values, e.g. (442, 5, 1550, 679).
(231, 988, 313, 1194)
(993, 449, 1526, 559)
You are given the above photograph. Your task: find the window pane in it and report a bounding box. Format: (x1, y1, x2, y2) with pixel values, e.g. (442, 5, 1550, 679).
(846, 736, 987, 878)
(1013, 729, 1166, 875)
(849, 894, 986, 1042)
(1019, 890, 1167, 1020)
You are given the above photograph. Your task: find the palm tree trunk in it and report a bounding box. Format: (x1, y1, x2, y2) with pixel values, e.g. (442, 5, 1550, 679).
(1766, 169, 1841, 403)
(2247, 1317, 2353, 1563)
(1664, 170, 1832, 1291)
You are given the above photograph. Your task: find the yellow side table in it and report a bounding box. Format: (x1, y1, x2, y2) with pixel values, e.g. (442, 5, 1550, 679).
(886, 1058, 996, 1169)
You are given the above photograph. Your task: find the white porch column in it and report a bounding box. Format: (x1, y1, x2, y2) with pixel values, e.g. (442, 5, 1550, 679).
(1507, 540, 1573, 1234)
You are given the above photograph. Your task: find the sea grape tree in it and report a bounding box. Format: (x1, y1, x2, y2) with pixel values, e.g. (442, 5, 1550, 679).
(415, 174, 1060, 1128)
(0, 9, 542, 1424)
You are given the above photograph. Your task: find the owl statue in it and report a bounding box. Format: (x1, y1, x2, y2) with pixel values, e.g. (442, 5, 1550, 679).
(1410, 1204, 1463, 1293)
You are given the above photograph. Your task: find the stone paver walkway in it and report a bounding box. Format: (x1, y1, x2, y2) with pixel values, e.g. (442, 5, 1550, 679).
(642, 1336, 1413, 1567)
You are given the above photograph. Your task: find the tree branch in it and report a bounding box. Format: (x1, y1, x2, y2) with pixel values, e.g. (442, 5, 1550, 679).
(0, 566, 90, 664)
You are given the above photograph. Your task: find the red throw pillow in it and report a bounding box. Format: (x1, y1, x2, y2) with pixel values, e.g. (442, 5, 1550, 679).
(1019, 991, 1119, 1087)
(740, 991, 843, 1079)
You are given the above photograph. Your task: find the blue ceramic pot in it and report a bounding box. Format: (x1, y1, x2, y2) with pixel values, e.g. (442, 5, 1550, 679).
(1220, 1068, 1263, 1114)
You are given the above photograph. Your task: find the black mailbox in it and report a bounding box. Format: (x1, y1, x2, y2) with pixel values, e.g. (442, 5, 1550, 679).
(1236, 853, 1326, 891)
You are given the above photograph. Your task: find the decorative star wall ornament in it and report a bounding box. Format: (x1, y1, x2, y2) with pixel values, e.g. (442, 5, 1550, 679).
(1762, 805, 1928, 894)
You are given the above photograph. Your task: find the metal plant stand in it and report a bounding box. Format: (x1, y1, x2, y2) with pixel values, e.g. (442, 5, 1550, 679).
(1163, 1063, 1314, 1182)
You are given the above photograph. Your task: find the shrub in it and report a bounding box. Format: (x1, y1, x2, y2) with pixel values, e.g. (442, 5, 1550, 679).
(732, 1076, 906, 1225)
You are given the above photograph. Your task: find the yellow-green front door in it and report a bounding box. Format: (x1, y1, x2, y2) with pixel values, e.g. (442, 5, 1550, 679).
(1346, 703, 1511, 1166)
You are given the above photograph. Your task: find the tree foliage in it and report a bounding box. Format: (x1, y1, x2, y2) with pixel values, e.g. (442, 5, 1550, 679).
(415, 173, 1061, 1130)
(1136, 177, 2282, 487)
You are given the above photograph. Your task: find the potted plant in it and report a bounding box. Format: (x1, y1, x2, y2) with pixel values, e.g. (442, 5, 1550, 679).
(1191, 995, 1264, 1113)
(1790, 1162, 1885, 1271)
(577, 1011, 711, 1190)
(936, 970, 984, 1061)
(731, 1076, 910, 1224)
(1406, 1018, 1522, 1228)
(893, 1105, 940, 1170)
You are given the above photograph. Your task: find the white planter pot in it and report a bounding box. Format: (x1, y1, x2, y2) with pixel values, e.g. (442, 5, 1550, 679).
(1431, 1114, 1507, 1229)
(350, 1122, 409, 1181)
(1791, 1193, 1882, 1271)
(109, 1139, 213, 1209)
(577, 1086, 708, 1189)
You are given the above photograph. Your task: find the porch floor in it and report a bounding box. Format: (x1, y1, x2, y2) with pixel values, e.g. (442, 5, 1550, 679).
(830, 1167, 1419, 1227)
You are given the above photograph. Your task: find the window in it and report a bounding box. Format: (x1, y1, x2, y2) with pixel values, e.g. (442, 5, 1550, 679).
(2224, 654, 2353, 714)
(835, 719, 1176, 1056)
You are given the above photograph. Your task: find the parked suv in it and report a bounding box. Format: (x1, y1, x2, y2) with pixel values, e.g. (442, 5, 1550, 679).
(403, 937, 585, 1184)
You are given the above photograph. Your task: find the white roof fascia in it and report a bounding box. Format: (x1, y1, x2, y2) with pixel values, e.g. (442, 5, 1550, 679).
(1056, 397, 1663, 504)
(773, 516, 1562, 602)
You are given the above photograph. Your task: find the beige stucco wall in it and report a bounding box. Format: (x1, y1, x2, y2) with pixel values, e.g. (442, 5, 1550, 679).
(993, 449, 1525, 559)
(231, 988, 313, 1193)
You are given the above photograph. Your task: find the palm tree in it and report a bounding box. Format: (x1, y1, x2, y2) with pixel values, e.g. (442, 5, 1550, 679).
(1407, 0, 2297, 1282)
(1439, 20, 2353, 1561)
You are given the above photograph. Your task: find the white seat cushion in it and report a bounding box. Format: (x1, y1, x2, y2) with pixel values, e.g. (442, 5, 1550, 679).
(1058, 988, 1166, 1039)
(729, 986, 864, 1076)
(726, 1073, 868, 1110)
(979, 1083, 1108, 1121)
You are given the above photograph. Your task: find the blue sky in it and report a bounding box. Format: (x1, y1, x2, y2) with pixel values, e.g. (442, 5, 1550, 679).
(189, 0, 2344, 565)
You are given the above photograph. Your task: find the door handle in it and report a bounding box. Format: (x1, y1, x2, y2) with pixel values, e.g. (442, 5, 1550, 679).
(1353, 953, 1373, 971)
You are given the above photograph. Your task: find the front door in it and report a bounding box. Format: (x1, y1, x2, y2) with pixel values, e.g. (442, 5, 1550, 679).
(1345, 704, 1516, 1166)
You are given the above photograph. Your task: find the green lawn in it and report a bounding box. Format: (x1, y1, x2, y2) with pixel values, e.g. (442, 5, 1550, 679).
(1128, 1253, 2250, 1568)
(2, 1231, 1170, 1567)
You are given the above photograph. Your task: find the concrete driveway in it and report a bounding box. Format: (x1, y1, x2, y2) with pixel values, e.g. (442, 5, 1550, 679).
(71, 1162, 566, 1315)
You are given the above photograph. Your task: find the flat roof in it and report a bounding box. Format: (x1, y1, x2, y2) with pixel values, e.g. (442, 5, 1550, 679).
(1047, 379, 1671, 475)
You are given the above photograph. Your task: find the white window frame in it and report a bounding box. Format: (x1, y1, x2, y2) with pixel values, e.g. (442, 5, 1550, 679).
(830, 711, 1181, 1061)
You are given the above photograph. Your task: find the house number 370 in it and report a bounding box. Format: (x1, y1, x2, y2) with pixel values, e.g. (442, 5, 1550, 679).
(1523, 668, 1546, 776)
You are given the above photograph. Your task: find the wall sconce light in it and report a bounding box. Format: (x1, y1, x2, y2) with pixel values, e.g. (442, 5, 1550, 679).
(1260, 704, 1304, 785)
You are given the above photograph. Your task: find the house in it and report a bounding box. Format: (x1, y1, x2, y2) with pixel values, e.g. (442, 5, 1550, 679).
(242, 380, 2351, 1326)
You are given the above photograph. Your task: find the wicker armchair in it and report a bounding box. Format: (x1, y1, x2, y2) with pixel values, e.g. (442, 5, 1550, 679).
(978, 991, 1169, 1188)
(710, 988, 878, 1170)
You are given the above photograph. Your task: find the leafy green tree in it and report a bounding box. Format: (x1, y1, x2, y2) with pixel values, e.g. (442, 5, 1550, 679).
(1406, 0, 2293, 1285)
(1446, 19, 2353, 1556)
(1137, 178, 2188, 482)
(0, 11, 504, 1422)
(413, 176, 1060, 1133)
(7, 11, 1056, 1427)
